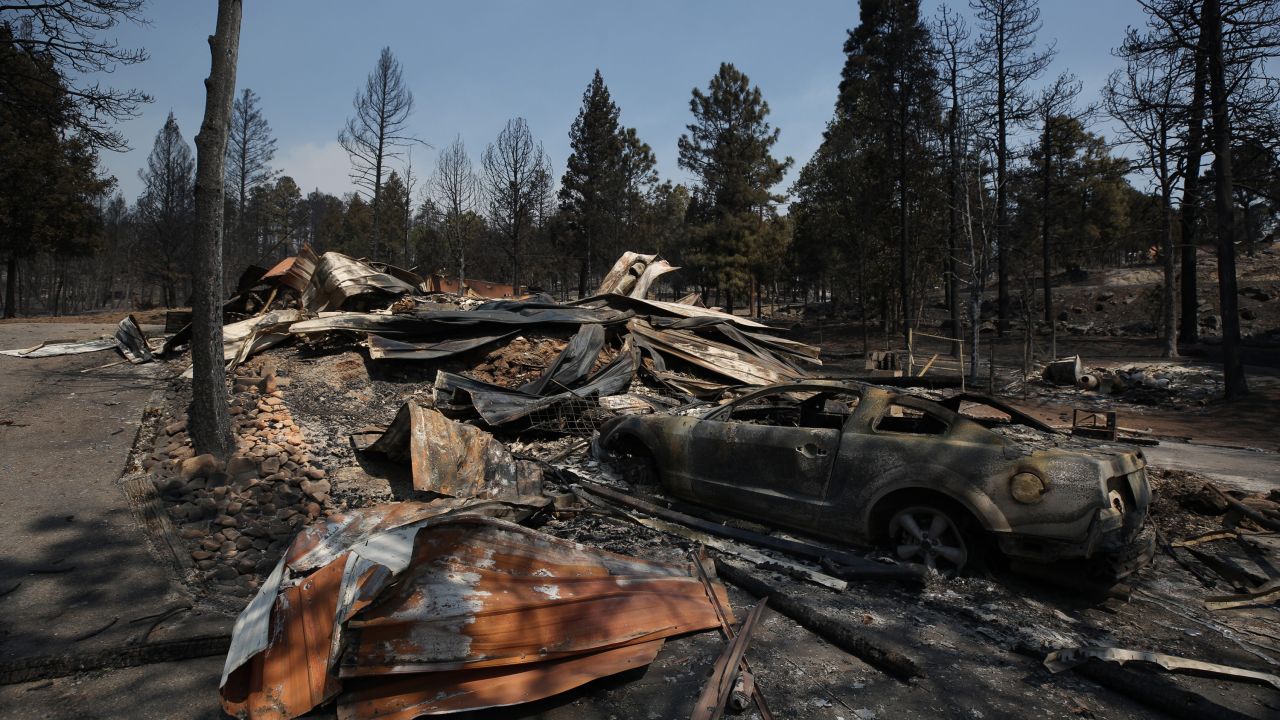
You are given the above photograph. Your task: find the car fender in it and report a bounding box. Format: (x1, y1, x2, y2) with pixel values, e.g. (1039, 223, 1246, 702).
(594, 415, 698, 495)
(857, 463, 1014, 534)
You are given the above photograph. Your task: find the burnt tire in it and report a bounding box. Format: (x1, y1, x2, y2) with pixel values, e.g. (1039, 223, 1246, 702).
(617, 446, 659, 489)
(886, 504, 982, 577)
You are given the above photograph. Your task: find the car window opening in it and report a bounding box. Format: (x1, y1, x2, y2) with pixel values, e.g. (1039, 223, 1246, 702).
(957, 401, 1013, 427)
(876, 403, 947, 435)
(727, 391, 859, 430)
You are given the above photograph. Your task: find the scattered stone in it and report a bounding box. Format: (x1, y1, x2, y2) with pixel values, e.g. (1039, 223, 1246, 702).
(165, 420, 187, 436)
(153, 476, 184, 495)
(179, 454, 221, 481)
(300, 479, 331, 500)
(226, 454, 257, 479)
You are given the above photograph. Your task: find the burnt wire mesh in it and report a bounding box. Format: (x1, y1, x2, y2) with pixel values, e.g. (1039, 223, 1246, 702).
(525, 394, 612, 436)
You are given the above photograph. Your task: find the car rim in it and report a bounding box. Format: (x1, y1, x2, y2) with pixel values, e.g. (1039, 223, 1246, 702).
(890, 506, 968, 576)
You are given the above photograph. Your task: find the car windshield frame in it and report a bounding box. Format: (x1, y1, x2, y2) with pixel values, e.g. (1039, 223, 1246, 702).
(701, 383, 865, 424)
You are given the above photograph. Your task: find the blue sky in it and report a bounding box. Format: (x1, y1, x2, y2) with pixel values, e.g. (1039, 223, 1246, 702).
(98, 0, 1150, 204)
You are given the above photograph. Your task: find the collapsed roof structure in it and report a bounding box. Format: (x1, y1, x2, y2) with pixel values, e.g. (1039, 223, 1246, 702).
(171, 247, 822, 426)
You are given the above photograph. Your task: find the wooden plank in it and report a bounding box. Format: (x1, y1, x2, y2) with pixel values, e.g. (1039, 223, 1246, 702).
(713, 558, 923, 681)
(691, 600, 768, 720)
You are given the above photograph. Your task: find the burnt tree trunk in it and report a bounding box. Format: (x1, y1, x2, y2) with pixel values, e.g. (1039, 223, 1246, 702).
(1040, 120, 1054, 357)
(946, 102, 961, 356)
(189, 0, 242, 459)
(1203, 0, 1247, 400)
(995, 39, 1010, 337)
(4, 253, 17, 318)
(898, 98, 911, 346)
(1179, 40, 1207, 346)
(1158, 119, 1177, 360)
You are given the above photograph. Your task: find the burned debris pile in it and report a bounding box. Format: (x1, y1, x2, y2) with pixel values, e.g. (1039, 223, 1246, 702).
(1034, 354, 1230, 410)
(101, 246, 1278, 718)
(173, 247, 822, 422)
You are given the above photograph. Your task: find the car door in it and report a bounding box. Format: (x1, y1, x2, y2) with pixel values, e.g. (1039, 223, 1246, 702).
(682, 391, 842, 529)
(821, 396, 958, 533)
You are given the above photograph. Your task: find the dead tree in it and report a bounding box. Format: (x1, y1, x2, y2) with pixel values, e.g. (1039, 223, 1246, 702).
(1105, 46, 1184, 360)
(934, 6, 970, 357)
(0, 0, 151, 151)
(432, 135, 479, 286)
(224, 87, 275, 285)
(482, 118, 548, 292)
(1203, 0, 1246, 399)
(338, 46, 416, 260)
(968, 0, 1054, 336)
(189, 0, 241, 459)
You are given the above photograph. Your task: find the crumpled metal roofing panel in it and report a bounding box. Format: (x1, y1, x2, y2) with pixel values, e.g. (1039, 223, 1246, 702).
(220, 507, 729, 720)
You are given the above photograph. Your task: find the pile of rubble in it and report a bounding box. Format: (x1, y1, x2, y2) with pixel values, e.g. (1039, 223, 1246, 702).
(147, 363, 338, 596)
(156, 247, 825, 432)
(121, 247, 1277, 719)
(1038, 355, 1227, 409)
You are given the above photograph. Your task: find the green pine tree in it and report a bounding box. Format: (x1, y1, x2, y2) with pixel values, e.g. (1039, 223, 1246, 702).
(559, 69, 656, 297)
(677, 63, 791, 314)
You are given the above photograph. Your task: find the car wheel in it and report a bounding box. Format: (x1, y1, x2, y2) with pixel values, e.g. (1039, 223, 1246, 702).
(888, 505, 971, 576)
(617, 446, 658, 488)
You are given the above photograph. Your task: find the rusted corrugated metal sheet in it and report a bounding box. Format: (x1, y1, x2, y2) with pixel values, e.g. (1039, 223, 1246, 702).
(221, 506, 730, 720)
(261, 253, 298, 284)
(428, 274, 519, 299)
(361, 402, 542, 499)
(595, 251, 678, 299)
(627, 318, 804, 387)
(221, 556, 346, 720)
(340, 519, 729, 675)
(336, 640, 663, 719)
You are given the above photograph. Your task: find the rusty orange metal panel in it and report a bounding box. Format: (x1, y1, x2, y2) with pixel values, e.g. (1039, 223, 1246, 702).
(222, 513, 730, 720)
(340, 518, 727, 675)
(222, 555, 346, 719)
(428, 274, 517, 299)
(337, 640, 664, 719)
(344, 573, 725, 675)
(262, 256, 297, 282)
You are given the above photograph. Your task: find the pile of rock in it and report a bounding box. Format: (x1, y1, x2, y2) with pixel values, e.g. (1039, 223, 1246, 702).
(144, 363, 336, 597)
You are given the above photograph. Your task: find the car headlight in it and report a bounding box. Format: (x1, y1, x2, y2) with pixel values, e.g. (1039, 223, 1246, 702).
(1010, 472, 1048, 504)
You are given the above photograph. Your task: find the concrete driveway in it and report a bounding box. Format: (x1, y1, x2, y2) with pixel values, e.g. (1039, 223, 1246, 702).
(0, 322, 227, 719)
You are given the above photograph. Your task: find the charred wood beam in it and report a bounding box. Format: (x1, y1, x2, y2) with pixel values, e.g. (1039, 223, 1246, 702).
(577, 481, 924, 584)
(1211, 485, 1280, 533)
(691, 599, 768, 720)
(1057, 657, 1258, 720)
(713, 558, 923, 681)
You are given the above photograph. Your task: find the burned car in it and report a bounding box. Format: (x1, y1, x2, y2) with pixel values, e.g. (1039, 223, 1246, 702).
(593, 381, 1154, 576)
